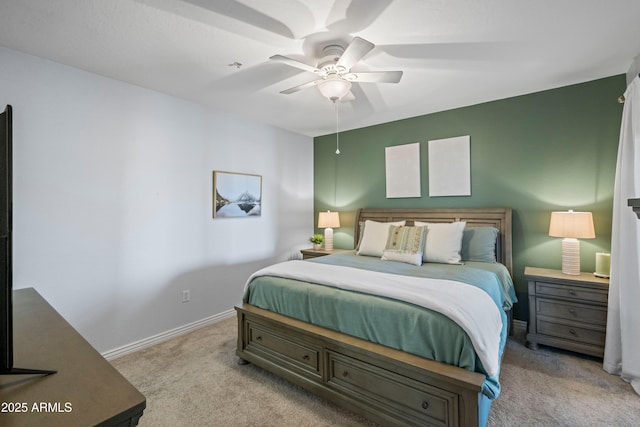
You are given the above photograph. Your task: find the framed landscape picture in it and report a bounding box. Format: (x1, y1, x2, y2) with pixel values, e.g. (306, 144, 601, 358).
(212, 171, 262, 218)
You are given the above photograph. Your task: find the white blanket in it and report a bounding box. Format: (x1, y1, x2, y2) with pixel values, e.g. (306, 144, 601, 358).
(246, 260, 502, 377)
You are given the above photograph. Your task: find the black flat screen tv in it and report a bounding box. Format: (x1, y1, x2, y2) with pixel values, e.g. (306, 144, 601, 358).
(1, 104, 55, 376)
(0, 104, 14, 372)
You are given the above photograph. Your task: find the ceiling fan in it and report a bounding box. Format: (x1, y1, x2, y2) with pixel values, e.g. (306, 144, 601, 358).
(270, 36, 403, 101)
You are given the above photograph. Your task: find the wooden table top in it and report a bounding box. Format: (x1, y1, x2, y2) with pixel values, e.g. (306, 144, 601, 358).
(0, 288, 145, 426)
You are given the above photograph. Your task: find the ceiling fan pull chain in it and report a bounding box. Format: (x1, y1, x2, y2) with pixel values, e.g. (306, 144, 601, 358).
(335, 100, 341, 155)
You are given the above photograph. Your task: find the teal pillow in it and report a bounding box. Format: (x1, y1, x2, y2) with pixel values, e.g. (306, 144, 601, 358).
(461, 227, 498, 262)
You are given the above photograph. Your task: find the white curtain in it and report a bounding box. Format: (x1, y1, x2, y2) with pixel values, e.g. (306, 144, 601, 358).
(604, 75, 640, 395)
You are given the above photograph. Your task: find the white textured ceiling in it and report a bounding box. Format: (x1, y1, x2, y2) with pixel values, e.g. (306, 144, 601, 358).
(1, 0, 639, 137)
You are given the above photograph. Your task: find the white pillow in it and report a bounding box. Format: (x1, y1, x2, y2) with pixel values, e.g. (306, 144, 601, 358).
(415, 221, 466, 264)
(356, 220, 406, 257)
(381, 250, 423, 266)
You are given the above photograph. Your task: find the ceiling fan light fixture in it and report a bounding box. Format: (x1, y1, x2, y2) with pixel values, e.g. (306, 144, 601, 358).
(317, 78, 352, 101)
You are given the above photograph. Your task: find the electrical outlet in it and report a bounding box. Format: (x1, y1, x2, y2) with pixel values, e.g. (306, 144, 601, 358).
(182, 290, 190, 303)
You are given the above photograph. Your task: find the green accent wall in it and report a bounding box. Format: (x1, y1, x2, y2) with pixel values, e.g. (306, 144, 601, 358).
(313, 75, 625, 320)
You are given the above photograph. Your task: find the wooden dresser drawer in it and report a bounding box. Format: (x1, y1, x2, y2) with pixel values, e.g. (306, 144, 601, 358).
(246, 322, 322, 379)
(537, 318, 606, 347)
(536, 281, 607, 304)
(237, 303, 485, 427)
(327, 351, 457, 427)
(537, 298, 607, 326)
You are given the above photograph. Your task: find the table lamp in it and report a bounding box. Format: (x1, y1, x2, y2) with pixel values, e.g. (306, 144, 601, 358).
(318, 211, 340, 251)
(549, 210, 595, 275)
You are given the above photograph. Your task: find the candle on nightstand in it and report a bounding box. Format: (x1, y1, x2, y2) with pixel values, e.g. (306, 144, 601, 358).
(594, 252, 610, 278)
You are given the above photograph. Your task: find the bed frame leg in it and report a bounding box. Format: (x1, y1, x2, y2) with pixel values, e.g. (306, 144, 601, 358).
(237, 357, 250, 365)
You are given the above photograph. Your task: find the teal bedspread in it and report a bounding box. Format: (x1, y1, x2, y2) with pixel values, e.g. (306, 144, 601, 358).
(243, 252, 516, 400)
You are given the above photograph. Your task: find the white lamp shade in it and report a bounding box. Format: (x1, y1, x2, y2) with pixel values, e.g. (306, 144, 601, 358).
(317, 78, 351, 101)
(549, 210, 595, 275)
(549, 211, 595, 239)
(318, 211, 340, 229)
(318, 211, 340, 251)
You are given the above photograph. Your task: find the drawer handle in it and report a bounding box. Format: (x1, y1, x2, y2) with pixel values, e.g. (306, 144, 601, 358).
(303, 354, 310, 360)
(569, 329, 576, 335)
(568, 309, 577, 316)
(421, 401, 429, 410)
(256, 336, 262, 342)
(568, 290, 576, 296)
(342, 370, 349, 378)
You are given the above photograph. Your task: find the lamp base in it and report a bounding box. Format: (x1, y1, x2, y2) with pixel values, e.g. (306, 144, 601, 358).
(561, 238, 581, 275)
(324, 228, 334, 251)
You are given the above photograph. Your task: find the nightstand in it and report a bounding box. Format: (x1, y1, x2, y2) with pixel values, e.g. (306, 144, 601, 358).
(300, 248, 349, 260)
(525, 266, 609, 358)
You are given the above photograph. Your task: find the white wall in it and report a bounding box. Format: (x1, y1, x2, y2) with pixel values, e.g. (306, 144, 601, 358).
(0, 47, 314, 353)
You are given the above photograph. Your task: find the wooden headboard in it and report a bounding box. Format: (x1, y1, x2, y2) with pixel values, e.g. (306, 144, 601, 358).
(354, 207, 513, 275)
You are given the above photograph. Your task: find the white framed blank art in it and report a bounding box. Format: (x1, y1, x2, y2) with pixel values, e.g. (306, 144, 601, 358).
(428, 135, 471, 197)
(385, 142, 421, 198)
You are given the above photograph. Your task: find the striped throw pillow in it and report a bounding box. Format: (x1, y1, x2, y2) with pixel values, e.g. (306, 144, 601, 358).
(381, 225, 427, 266)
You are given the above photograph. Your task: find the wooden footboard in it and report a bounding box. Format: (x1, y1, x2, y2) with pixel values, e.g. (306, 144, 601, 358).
(236, 303, 485, 427)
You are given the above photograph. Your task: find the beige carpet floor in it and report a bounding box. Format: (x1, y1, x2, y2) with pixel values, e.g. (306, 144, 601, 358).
(111, 317, 640, 426)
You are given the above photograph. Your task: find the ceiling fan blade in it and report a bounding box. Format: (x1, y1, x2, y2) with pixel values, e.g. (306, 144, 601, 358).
(350, 70, 403, 83)
(280, 79, 319, 95)
(326, 0, 393, 34)
(270, 55, 318, 73)
(336, 37, 375, 70)
(380, 42, 525, 62)
(142, 0, 305, 40)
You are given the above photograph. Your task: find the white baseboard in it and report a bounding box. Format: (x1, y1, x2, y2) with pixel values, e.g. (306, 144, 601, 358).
(103, 309, 235, 361)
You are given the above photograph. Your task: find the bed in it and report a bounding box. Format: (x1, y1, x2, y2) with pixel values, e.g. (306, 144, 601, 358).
(235, 208, 515, 427)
